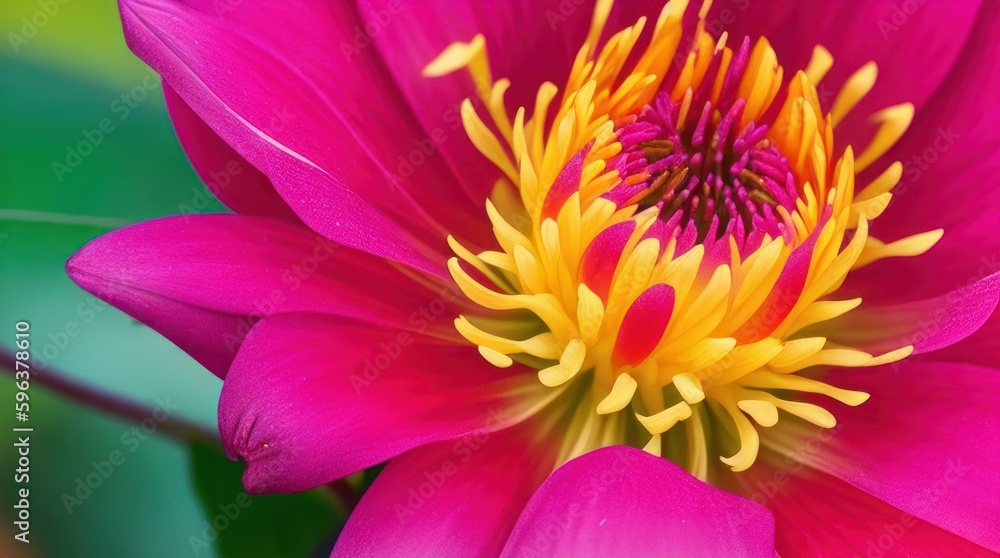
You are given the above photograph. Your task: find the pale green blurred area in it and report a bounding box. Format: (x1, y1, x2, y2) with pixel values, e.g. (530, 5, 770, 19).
(1, 1, 234, 556)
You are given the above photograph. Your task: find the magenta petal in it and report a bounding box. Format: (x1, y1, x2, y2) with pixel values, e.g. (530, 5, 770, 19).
(737, 452, 996, 557)
(119, 0, 477, 277)
(163, 84, 299, 222)
(501, 446, 775, 558)
(828, 271, 1000, 356)
(814, 360, 1000, 552)
(66, 214, 453, 377)
(219, 313, 539, 494)
(332, 421, 555, 558)
(934, 306, 1000, 370)
(724, 1, 978, 131)
(844, 5, 1000, 304)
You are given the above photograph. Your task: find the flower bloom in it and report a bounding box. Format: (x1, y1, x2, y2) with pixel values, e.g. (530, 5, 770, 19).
(69, 0, 1000, 556)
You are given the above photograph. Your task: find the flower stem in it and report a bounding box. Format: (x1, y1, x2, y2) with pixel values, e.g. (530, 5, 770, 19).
(0, 345, 217, 445)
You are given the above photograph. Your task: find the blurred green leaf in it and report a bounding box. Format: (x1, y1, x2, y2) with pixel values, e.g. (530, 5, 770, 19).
(2, 0, 155, 89)
(188, 443, 344, 558)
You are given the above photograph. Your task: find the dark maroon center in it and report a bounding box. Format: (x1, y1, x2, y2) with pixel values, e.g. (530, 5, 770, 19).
(606, 91, 797, 255)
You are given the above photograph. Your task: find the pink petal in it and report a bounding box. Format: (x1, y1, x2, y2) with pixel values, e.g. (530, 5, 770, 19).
(501, 446, 775, 558)
(120, 0, 489, 277)
(844, 5, 1000, 304)
(934, 306, 1000, 370)
(807, 360, 1000, 552)
(613, 284, 675, 367)
(219, 313, 541, 494)
(723, 1, 979, 150)
(825, 271, 1000, 356)
(332, 420, 556, 558)
(163, 84, 299, 222)
(736, 452, 995, 557)
(66, 214, 456, 377)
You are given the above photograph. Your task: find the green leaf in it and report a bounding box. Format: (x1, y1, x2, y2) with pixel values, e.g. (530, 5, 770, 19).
(187, 442, 345, 558)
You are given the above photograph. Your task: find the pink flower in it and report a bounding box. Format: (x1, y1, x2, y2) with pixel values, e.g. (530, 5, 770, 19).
(68, 0, 1000, 556)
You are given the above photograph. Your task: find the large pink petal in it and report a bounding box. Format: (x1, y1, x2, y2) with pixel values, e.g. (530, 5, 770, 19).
(820, 271, 1000, 357)
(844, 3, 1000, 304)
(67, 214, 457, 377)
(933, 306, 1000, 370)
(163, 84, 299, 221)
(723, 0, 979, 147)
(735, 453, 996, 557)
(332, 420, 556, 558)
(120, 0, 492, 276)
(219, 313, 543, 494)
(804, 361, 1000, 552)
(501, 446, 775, 558)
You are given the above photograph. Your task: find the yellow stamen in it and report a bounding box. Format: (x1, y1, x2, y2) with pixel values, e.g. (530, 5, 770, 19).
(426, 0, 939, 478)
(596, 373, 638, 414)
(831, 62, 878, 126)
(637, 401, 692, 435)
(538, 339, 587, 387)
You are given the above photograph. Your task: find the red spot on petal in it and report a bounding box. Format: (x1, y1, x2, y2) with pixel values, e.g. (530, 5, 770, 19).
(580, 220, 636, 300)
(613, 284, 676, 367)
(734, 230, 818, 343)
(542, 143, 591, 221)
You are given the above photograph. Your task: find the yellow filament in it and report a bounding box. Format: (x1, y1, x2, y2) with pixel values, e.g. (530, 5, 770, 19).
(596, 373, 638, 415)
(831, 62, 878, 126)
(856, 103, 915, 171)
(538, 339, 587, 387)
(672, 372, 705, 404)
(637, 401, 693, 435)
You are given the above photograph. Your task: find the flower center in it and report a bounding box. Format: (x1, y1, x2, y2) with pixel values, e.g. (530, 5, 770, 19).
(612, 91, 796, 254)
(427, 0, 938, 478)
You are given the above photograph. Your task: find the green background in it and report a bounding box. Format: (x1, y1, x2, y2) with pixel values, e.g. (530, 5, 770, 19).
(0, 2, 343, 556)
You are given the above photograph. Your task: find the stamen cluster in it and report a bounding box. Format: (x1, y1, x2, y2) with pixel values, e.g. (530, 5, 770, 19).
(428, 0, 934, 477)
